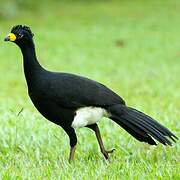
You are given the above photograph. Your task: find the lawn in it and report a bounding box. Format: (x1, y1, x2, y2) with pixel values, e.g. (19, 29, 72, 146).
(0, 0, 179, 179)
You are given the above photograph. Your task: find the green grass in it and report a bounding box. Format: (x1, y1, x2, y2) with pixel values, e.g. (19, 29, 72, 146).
(0, 0, 179, 179)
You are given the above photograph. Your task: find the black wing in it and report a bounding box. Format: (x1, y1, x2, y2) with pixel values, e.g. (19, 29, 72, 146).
(43, 72, 125, 109)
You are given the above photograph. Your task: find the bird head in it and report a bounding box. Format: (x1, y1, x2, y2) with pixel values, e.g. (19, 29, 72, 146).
(4, 25, 34, 46)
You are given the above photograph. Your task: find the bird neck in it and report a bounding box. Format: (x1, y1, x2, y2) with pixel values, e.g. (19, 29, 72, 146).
(19, 40, 44, 89)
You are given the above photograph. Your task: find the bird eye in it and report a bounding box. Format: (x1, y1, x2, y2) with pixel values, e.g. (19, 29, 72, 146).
(19, 33, 23, 38)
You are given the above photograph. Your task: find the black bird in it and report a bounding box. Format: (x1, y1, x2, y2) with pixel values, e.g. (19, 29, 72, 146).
(4, 25, 178, 162)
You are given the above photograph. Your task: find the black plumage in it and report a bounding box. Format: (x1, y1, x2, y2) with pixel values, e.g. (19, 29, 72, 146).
(4, 25, 178, 162)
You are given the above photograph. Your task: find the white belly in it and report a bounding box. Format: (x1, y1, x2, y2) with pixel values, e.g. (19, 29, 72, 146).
(71, 107, 109, 129)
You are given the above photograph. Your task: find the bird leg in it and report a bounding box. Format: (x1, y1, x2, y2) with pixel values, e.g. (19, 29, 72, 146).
(64, 127, 77, 163)
(69, 145, 76, 162)
(86, 124, 115, 160)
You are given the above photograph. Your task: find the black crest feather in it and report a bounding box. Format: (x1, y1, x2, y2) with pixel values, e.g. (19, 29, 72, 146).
(11, 25, 34, 37)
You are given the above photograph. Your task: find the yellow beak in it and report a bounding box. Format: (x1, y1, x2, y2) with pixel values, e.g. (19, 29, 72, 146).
(4, 33, 16, 42)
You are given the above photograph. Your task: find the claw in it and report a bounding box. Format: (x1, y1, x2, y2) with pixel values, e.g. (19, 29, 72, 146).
(102, 148, 115, 160)
(107, 148, 116, 153)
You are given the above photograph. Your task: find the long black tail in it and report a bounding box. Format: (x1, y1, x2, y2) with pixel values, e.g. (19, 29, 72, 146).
(108, 104, 178, 146)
